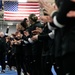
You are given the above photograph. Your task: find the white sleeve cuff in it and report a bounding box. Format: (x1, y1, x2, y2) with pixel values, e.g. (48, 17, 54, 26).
(5, 33, 8, 36)
(28, 38, 33, 43)
(53, 16, 64, 28)
(48, 30, 54, 39)
(23, 40, 28, 44)
(47, 22, 56, 30)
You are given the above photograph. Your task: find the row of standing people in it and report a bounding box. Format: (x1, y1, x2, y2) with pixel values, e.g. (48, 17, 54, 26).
(13, 13, 55, 75)
(1, 0, 75, 75)
(0, 13, 55, 75)
(2, 0, 75, 74)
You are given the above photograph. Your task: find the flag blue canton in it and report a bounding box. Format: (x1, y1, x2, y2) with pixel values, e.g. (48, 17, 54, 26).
(4, 1, 18, 11)
(0, 0, 2, 10)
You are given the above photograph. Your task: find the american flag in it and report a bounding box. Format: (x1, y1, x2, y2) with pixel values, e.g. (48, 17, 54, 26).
(4, 1, 40, 21)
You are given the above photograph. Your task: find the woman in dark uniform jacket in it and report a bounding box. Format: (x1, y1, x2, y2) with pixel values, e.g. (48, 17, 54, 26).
(14, 18, 29, 75)
(25, 13, 43, 75)
(21, 18, 33, 75)
(38, 24, 54, 75)
(6, 37, 12, 70)
(14, 31, 27, 75)
(36, 12, 55, 75)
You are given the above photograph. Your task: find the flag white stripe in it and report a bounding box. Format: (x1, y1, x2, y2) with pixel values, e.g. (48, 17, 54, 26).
(4, 14, 40, 17)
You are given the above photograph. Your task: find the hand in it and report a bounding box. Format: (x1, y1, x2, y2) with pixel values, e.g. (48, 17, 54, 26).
(11, 40, 14, 45)
(32, 30, 40, 35)
(40, 16, 52, 23)
(36, 27, 43, 33)
(31, 35, 38, 41)
(32, 27, 43, 35)
(24, 31, 30, 37)
(7, 26, 9, 28)
(17, 40, 21, 44)
(66, 0, 75, 17)
(14, 39, 18, 44)
(71, 0, 75, 2)
(67, 11, 75, 17)
(39, 0, 57, 15)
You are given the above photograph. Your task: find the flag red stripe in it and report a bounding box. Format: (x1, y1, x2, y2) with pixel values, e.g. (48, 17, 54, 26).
(18, 3, 40, 6)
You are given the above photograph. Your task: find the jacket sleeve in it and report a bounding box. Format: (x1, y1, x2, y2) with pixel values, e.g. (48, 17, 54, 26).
(38, 30, 54, 40)
(50, 0, 75, 28)
(38, 34, 50, 40)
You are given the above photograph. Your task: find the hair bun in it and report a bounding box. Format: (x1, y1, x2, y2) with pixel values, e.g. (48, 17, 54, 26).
(24, 18, 27, 21)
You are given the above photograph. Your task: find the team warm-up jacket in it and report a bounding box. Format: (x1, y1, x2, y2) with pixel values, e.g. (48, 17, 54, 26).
(38, 25, 54, 56)
(26, 21, 43, 56)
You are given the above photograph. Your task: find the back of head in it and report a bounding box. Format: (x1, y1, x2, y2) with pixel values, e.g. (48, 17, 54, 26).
(0, 32, 4, 37)
(21, 18, 28, 29)
(29, 14, 38, 22)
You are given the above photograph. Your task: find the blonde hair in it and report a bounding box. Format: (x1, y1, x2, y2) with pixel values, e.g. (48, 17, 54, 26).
(16, 23, 25, 31)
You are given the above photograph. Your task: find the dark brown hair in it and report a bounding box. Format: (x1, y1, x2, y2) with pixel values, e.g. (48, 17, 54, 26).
(29, 14, 38, 22)
(21, 18, 28, 28)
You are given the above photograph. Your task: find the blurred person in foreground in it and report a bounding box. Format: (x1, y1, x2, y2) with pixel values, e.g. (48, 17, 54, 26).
(24, 13, 43, 75)
(39, 0, 75, 75)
